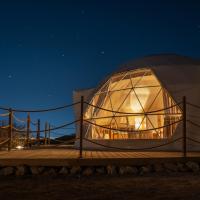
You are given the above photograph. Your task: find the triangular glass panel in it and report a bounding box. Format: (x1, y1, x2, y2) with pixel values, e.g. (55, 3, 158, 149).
(96, 80, 110, 94)
(144, 87, 163, 112)
(134, 70, 160, 88)
(109, 72, 128, 91)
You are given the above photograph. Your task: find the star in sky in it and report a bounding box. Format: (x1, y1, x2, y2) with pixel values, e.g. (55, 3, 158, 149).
(8, 75, 12, 79)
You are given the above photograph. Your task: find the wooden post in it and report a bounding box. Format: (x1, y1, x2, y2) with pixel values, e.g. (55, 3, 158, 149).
(48, 123, 51, 145)
(8, 108, 13, 151)
(182, 96, 187, 158)
(37, 119, 40, 146)
(44, 122, 47, 145)
(26, 113, 30, 147)
(79, 96, 84, 158)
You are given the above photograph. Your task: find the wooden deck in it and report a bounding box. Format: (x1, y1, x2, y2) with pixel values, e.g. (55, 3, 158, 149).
(0, 148, 200, 166)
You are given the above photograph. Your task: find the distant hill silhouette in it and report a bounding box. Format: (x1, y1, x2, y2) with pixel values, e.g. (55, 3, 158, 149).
(50, 134, 76, 144)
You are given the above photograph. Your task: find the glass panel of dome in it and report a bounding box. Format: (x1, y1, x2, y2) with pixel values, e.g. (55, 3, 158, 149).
(108, 89, 132, 112)
(93, 103, 112, 120)
(109, 72, 128, 91)
(98, 80, 110, 94)
(134, 71, 160, 88)
(84, 68, 182, 140)
(134, 116, 146, 130)
(99, 92, 112, 109)
(110, 77, 132, 92)
(120, 90, 144, 113)
(145, 87, 164, 113)
(129, 68, 149, 79)
(133, 88, 151, 112)
(85, 94, 102, 118)
(129, 72, 147, 88)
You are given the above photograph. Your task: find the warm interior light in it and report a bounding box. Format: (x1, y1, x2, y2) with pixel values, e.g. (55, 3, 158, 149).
(130, 89, 150, 112)
(104, 134, 109, 139)
(135, 117, 142, 129)
(16, 145, 24, 150)
(84, 69, 182, 140)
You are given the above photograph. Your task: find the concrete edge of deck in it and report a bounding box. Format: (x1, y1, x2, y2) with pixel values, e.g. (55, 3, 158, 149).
(1, 157, 200, 167)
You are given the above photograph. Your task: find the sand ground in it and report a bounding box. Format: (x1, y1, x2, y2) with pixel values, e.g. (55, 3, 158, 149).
(0, 173, 200, 200)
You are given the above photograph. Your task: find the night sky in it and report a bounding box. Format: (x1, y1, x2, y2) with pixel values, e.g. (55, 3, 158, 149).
(0, 0, 200, 137)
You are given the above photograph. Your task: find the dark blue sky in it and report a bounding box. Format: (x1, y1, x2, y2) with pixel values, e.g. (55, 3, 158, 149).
(0, 0, 200, 136)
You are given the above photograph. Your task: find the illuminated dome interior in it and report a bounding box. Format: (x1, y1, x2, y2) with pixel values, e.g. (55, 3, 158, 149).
(84, 68, 182, 140)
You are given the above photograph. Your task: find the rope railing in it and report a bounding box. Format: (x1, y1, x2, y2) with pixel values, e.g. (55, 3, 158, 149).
(187, 114, 200, 119)
(187, 137, 200, 144)
(84, 101, 183, 115)
(13, 127, 27, 132)
(83, 137, 183, 151)
(0, 112, 9, 117)
(13, 114, 26, 124)
(30, 121, 37, 126)
(85, 113, 182, 121)
(84, 119, 182, 133)
(187, 102, 200, 110)
(0, 125, 10, 129)
(0, 138, 10, 146)
(0, 101, 80, 113)
(2, 95, 200, 154)
(186, 130, 200, 136)
(58, 127, 75, 130)
(187, 120, 200, 128)
(13, 119, 80, 133)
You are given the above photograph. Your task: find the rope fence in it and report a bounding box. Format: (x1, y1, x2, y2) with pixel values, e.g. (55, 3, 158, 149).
(30, 121, 37, 126)
(187, 120, 200, 129)
(13, 119, 80, 133)
(187, 102, 200, 110)
(13, 114, 26, 124)
(0, 100, 81, 149)
(0, 102, 80, 113)
(187, 137, 200, 144)
(83, 137, 183, 151)
(84, 101, 182, 115)
(84, 119, 182, 133)
(0, 125, 10, 129)
(0, 95, 200, 159)
(0, 138, 10, 146)
(0, 112, 9, 117)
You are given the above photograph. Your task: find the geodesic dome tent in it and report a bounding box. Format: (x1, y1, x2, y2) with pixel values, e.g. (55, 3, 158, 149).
(73, 54, 200, 151)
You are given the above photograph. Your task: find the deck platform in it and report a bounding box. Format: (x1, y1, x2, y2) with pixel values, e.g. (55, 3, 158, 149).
(0, 148, 200, 166)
